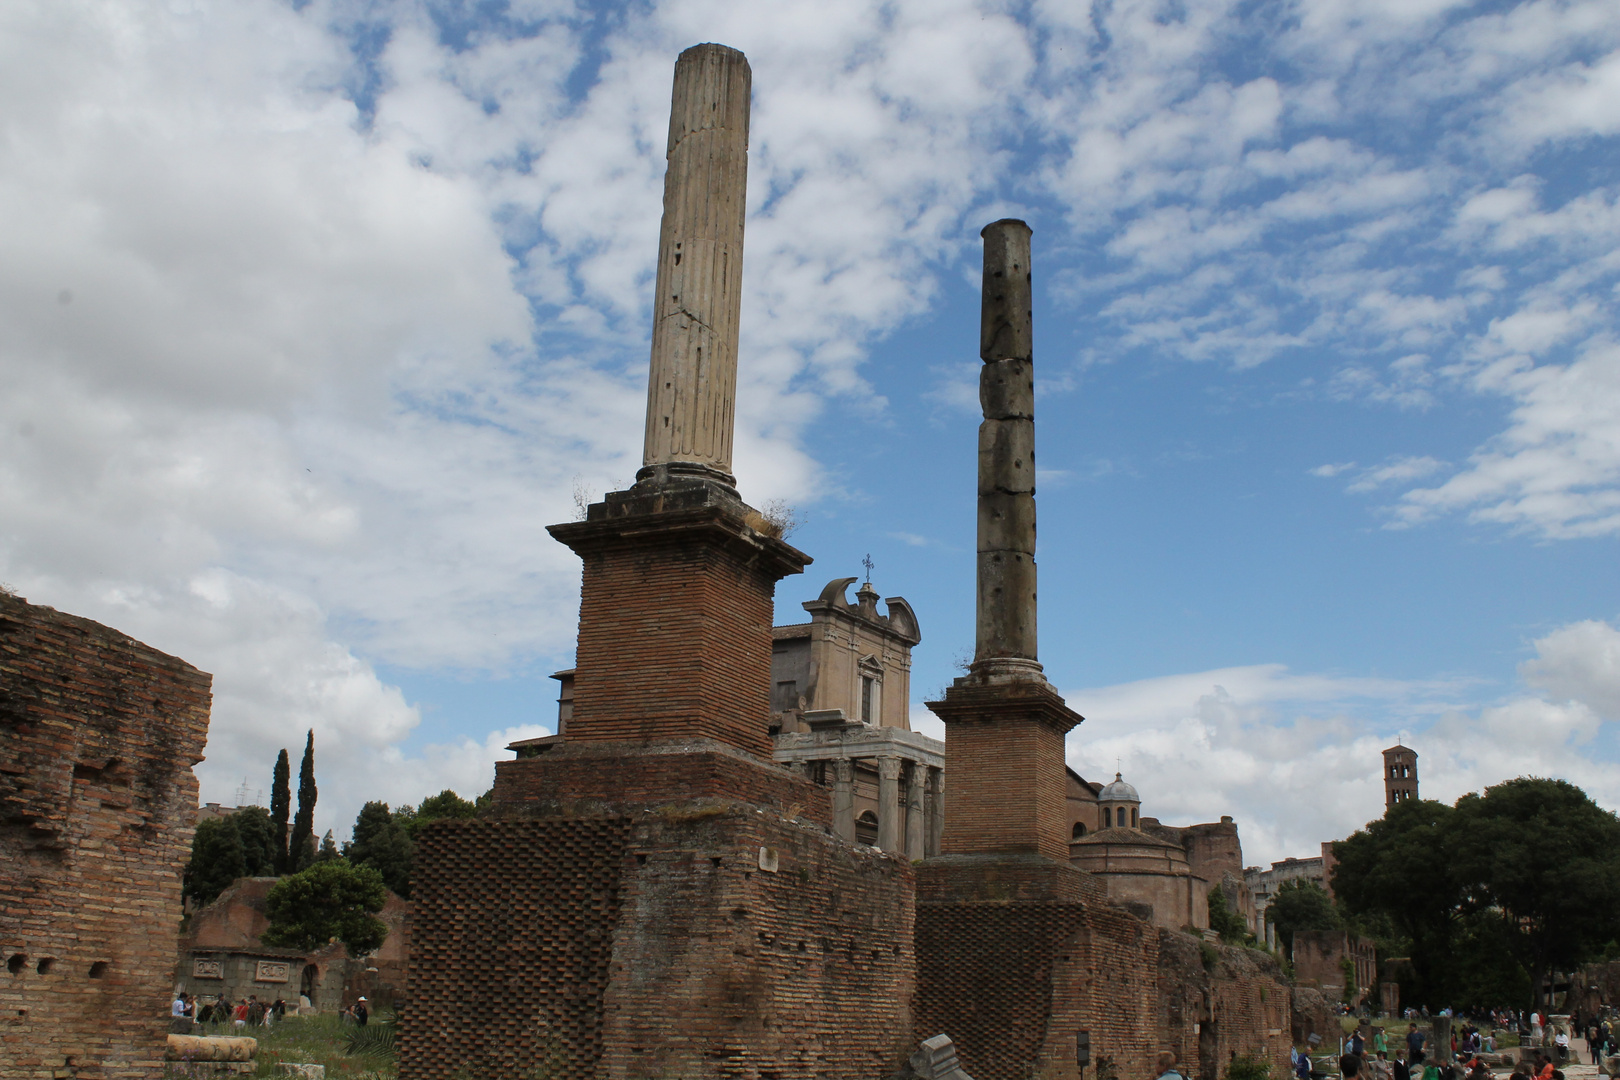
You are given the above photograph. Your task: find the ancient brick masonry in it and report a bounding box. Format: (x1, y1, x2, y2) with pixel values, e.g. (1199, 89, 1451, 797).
(0, 594, 212, 1080)
(403, 806, 914, 1080)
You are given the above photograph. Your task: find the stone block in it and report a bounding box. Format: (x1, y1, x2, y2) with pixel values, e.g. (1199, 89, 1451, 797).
(974, 549, 1038, 660)
(976, 492, 1036, 555)
(977, 419, 1035, 496)
(278, 1065, 326, 1079)
(980, 359, 1033, 420)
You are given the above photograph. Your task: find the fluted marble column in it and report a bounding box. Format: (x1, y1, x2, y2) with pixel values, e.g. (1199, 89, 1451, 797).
(639, 43, 751, 486)
(832, 758, 855, 844)
(877, 757, 903, 852)
(973, 219, 1042, 680)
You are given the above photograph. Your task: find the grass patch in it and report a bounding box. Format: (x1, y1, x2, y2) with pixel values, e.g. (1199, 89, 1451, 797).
(195, 1013, 397, 1079)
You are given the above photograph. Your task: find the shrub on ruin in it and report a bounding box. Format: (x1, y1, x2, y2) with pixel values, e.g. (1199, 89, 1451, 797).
(262, 860, 388, 956)
(1226, 1052, 1272, 1080)
(1208, 885, 1252, 945)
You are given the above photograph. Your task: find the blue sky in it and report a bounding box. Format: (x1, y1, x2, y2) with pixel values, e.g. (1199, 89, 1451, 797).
(2, 0, 1617, 862)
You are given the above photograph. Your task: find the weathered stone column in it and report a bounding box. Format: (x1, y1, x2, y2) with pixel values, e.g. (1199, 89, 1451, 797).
(974, 219, 1042, 681)
(831, 758, 856, 844)
(926, 766, 944, 856)
(905, 761, 925, 860)
(877, 757, 903, 852)
(639, 43, 751, 488)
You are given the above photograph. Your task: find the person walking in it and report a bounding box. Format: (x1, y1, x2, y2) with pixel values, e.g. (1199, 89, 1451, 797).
(1408, 1025, 1428, 1066)
(355, 996, 369, 1026)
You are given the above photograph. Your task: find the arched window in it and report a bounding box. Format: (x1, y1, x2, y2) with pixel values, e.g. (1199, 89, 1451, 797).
(1131, 808, 1138, 828)
(855, 811, 880, 847)
(1072, 822, 1087, 840)
(1103, 807, 1112, 828)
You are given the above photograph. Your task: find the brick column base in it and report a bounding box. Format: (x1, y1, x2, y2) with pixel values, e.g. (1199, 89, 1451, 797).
(547, 476, 809, 761)
(925, 677, 1082, 862)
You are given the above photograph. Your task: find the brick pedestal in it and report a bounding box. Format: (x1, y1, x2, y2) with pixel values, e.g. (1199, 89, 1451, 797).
(926, 676, 1081, 862)
(548, 477, 808, 762)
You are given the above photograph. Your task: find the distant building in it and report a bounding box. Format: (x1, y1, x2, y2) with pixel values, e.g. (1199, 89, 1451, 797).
(1384, 743, 1418, 806)
(1244, 856, 1327, 945)
(1068, 772, 1249, 933)
(1292, 929, 1376, 1006)
(176, 877, 410, 1013)
(769, 576, 940, 856)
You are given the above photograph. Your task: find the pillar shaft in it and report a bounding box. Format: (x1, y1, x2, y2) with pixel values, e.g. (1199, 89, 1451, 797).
(926, 766, 944, 857)
(973, 219, 1040, 677)
(640, 43, 751, 484)
(877, 757, 902, 853)
(905, 761, 925, 860)
(832, 758, 856, 844)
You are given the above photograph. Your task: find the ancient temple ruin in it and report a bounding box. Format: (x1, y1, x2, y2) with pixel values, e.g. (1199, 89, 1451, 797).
(403, 41, 1295, 1080)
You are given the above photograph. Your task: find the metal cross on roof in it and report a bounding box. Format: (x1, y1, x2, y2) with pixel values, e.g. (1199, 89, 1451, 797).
(862, 553, 875, 583)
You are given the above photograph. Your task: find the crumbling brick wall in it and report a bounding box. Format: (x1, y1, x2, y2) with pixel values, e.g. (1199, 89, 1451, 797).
(915, 902, 1292, 1080)
(402, 804, 915, 1080)
(1157, 931, 1292, 1080)
(0, 594, 212, 1080)
(915, 901, 1161, 1080)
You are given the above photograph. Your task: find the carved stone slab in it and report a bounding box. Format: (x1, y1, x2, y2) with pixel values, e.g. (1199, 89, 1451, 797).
(192, 958, 224, 979)
(254, 960, 291, 983)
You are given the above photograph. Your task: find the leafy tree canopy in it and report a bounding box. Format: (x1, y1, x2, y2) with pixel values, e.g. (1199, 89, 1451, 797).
(1453, 778, 1620, 1000)
(262, 860, 388, 956)
(233, 806, 279, 877)
(1331, 777, 1620, 1011)
(345, 801, 414, 899)
(183, 816, 247, 908)
(1266, 878, 1338, 957)
(403, 789, 478, 835)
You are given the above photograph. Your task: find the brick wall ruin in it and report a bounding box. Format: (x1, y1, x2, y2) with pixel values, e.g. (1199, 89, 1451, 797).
(0, 594, 212, 1080)
(402, 805, 914, 1080)
(915, 900, 1292, 1080)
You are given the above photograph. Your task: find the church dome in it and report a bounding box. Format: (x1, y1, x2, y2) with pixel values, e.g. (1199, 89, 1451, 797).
(1098, 772, 1140, 803)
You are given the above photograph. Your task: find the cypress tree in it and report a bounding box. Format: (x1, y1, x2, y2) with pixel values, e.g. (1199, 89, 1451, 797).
(288, 729, 317, 872)
(270, 748, 291, 874)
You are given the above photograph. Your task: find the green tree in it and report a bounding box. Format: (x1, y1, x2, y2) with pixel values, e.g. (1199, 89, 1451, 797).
(1208, 885, 1251, 945)
(1332, 798, 1466, 1009)
(288, 730, 317, 872)
(233, 806, 279, 876)
(270, 748, 291, 873)
(262, 860, 388, 956)
(183, 816, 247, 907)
(397, 789, 479, 840)
(1266, 879, 1338, 959)
(346, 801, 414, 898)
(315, 830, 342, 862)
(1451, 777, 1620, 1010)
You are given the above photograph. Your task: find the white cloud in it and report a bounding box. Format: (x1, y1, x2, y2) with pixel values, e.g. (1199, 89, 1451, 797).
(1345, 454, 1447, 493)
(1521, 619, 1620, 719)
(1058, 620, 1620, 865)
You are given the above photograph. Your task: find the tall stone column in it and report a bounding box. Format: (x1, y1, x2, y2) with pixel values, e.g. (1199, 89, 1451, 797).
(640, 43, 751, 487)
(877, 757, 902, 853)
(922, 219, 1083, 883)
(926, 766, 944, 856)
(832, 758, 856, 844)
(543, 42, 810, 766)
(974, 219, 1041, 681)
(905, 761, 925, 860)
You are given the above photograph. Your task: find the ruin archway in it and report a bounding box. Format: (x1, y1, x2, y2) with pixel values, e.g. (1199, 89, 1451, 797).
(300, 964, 319, 1007)
(855, 811, 879, 847)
